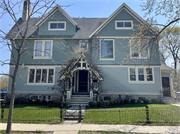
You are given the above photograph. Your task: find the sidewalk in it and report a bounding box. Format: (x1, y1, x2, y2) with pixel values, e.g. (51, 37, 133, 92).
(1, 123, 180, 134)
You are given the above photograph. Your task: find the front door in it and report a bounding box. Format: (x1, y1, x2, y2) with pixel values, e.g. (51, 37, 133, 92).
(79, 70, 88, 92)
(162, 77, 170, 96)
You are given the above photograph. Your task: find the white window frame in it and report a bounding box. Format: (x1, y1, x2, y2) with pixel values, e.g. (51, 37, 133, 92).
(115, 20, 133, 30)
(33, 40, 53, 59)
(48, 21, 66, 31)
(27, 66, 55, 85)
(130, 40, 150, 59)
(100, 39, 115, 60)
(128, 66, 155, 84)
(79, 40, 88, 50)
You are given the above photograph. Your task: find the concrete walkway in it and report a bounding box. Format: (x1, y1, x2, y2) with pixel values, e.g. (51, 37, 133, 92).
(1, 123, 180, 134)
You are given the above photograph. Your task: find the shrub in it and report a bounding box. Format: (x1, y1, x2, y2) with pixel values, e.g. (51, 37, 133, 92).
(48, 100, 54, 105)
(42, 100, 47, 105)
(114, 99, 119, 105)
(96, 101, 103, 107)
(89, 101, 96, 107)
(143, 99, 149, 104)
(62, 102, 67, 107)
(131, 99, 136, 103)
(35, 99, 41, 104)
(151, 99, 158, 104)
(120, 100, 124, 104)
(124, 99, 129, 104)
(109, 100, 114, 105)
(137, 99, 142, 104)
(56, 101, 62, 106)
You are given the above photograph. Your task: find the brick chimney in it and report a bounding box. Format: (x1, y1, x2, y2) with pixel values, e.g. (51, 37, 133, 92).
(22, 0, 31, 21)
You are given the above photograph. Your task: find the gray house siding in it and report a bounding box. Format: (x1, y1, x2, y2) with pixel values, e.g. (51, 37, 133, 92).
(38, 10, 76, 36)
(92, 38, 160, 65)
(7, 66, 59, 94)
(101, 66, 161, 95)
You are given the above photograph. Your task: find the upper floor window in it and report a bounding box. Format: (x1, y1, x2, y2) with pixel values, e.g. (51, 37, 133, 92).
(28, 67, 55, 85)
(48, 21, 66, 30)
(100, 39, 115, 60)
(79, 40, 88, 50)
(115, 20, 133, 29)
(34, 40, 53, 59)
(129, 67, 154, 83)
(130, 40, 149, 59)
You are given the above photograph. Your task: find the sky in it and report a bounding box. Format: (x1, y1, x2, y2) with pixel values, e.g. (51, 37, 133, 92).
(0, 0, 175, 74)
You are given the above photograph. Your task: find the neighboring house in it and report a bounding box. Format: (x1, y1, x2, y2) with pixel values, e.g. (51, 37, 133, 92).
(7, 1, 174, 105)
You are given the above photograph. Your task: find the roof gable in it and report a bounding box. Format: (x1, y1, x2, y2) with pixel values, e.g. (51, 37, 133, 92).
(36, 4, 78, 27)
(89, 3, 156, 38)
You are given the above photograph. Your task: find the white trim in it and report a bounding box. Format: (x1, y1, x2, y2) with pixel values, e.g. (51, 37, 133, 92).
(93, 36, 132, 39)
(98, 65, 161, 68)
(33, 40, 53, 59)
(100, 39, 115, 60)
(128, 66, 155, 84)
(79, 40, 88, 50)
(130, 39, 150, 59)
(27, 67, 55, 86)
(36, 5, 78, 27)
(115, 20, 133, 30)
(48, 21, 66, 31)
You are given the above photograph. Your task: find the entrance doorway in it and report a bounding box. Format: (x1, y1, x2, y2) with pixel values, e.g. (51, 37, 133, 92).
(162, 77, 170, 96)
(78, 70, 88, 92)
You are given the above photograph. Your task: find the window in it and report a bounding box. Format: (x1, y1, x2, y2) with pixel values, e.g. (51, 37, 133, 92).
(104, 96, 111, 101)
(146, 68, 153, 81)
(100, 39, 114, 60)
(115, 20, 133, 29)
(28, 68, 55, 85)
(79, 40, 88, 50)
(34, 40, 53, 59)
(129, 67, 154, 83)
(130, 68, 136, 81)
(130, 40, 149, 59)
(48, 21, 66, 30)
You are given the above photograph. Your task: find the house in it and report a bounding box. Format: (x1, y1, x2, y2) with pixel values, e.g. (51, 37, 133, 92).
(7, 0, 174, 105)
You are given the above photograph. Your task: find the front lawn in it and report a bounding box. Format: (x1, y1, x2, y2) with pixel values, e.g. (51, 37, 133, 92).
(83, 104, 180, 125)
(1, 104, 67, 124)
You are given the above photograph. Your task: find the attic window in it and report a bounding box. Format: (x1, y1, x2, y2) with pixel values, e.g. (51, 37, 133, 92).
(48, 21, 66, 30)
(115, 20, 133, 29)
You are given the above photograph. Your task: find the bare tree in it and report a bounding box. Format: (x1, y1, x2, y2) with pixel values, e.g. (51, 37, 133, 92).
(0, 0, 58, 133)
(159, 27, 180, 70)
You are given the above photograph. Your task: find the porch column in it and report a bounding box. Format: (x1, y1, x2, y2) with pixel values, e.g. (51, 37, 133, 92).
(90, 70, 93, 100)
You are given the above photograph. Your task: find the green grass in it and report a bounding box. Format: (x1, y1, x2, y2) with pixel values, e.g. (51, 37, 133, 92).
(83, 104, 180, 125)
(0, 130, 53, 134)
(78, 130, 161, 134)
(1, 104, 67, 124)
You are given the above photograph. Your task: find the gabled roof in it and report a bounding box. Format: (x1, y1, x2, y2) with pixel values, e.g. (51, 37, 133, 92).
(7, 18, 106, 39)
(89, 3, 157, 38)
(36, 4, 78, 27)
(60, 53, 103, 80)
(160, 54, 174, 72)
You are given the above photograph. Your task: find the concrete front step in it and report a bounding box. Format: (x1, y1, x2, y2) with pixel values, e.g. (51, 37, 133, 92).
(163, 97, 180, 104)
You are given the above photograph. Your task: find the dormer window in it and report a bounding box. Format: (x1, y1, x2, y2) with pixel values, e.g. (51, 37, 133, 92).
(48, 21, 66, 30)
(115, 20, 133, 29)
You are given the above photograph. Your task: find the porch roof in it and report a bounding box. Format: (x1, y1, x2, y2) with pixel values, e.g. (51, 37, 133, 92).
(60, 53, 103, 81)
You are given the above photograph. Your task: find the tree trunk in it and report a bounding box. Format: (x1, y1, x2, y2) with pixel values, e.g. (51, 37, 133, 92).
(96, 93, 99, 101)
(6, 50, 21, 133)
(6, 65, 19, 133)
